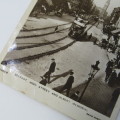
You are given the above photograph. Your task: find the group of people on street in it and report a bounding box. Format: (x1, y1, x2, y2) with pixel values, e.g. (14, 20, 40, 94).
(40, 59, 102, 99)
(105, 59, 120, 87)
(39, 56, 120, 96)
(39, 57, 120, 115)
(32, 3, 64, 17)
(101, 33, 119, 53)
(40, 58, 75, 97)
(101, 22, 119, 54)
(98, 23, 120, 114)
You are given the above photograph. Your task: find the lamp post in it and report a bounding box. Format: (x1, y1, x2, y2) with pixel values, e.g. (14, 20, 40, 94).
(78, 61, 100, 102)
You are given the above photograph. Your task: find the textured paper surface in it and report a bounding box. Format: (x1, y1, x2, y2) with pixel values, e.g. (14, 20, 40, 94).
(0, 0, 120, 120)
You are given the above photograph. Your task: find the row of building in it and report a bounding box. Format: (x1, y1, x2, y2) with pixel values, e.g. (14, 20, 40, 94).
(32, 0, 100, 16)
(110, 7, 120, 28)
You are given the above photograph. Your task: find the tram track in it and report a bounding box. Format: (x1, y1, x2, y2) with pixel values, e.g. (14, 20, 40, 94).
(2, 18, 75, 65)
(21, 22, 72, 32)
(17, 27, 70, 39)
(2, 40, 76, 65)
(14, 36, 68, 50)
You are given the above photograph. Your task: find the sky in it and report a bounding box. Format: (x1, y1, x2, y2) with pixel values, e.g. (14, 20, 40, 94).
(93, 0, 120, 15)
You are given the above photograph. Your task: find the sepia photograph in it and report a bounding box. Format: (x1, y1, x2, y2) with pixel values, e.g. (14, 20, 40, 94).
(1, 0, 120, 118)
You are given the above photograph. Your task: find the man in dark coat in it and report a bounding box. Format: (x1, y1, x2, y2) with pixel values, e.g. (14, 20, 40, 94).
(113, 34, 119, 46)
(101, 39, 108, 49)
(59, 71, 74, 97)
(105, 60, 114, 82)
(43, 58, 56, 83)
(88, 33, 92, 41)
(108, 70, 117, 87)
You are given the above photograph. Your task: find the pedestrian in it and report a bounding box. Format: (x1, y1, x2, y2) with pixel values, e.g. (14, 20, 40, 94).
(105, 60, 114, 82)
(117, 72, 120, 85)
(82, 32, 87, 38)
(59, 71, 74, 97)
(93, 38, 98, 45)
(113, 34, 119, 46)
(105, 67, 113, 83)
(107, 33, 112, 42)
(70, 91, 79, 101)
(108, 70, 117, 87)
(41, 5, 46, 14)
(54, 26, 58, 32)
(113, 58, 117, 67)
(43, 5, 47, 14)
(101, 39, 108, 49)
(88, 33, 92, 41)
(116, 51, 120, 68)
(75, 14, 78, 20)
(43, 58, 56, 83)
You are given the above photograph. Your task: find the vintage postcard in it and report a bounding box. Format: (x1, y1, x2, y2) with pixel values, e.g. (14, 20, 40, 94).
(0, 0, 120, 120)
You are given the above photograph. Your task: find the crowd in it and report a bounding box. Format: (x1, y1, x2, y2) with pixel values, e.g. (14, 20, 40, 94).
(105, 58, 120, 87)
(39, 55, 120, 97)
(101, 23, 120, 54)
(39, 58, 120, 116)
(101, 34, 119, 53)
(40, 58, 74, 97)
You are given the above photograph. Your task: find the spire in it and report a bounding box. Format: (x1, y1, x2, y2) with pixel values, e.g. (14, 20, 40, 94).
(101, 0, 111, 18)
(103, 0, 111, 12)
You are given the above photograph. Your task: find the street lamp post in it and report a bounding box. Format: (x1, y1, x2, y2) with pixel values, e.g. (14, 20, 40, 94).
(78, 61, 100, 102)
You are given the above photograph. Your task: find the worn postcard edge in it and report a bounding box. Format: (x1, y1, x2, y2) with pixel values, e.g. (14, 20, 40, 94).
(0, 0, 119, 120)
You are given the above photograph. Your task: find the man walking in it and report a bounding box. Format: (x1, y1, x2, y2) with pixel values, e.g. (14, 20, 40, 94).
(113, 34, 119, 46)
(108, 70, 117, 87)
(43, 58, 56, 83)
(105, 60, 114, 82)
(59, 71, 74, 97)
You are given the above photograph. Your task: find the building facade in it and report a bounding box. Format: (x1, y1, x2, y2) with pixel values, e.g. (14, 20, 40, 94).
(110, 7, 120, 28)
